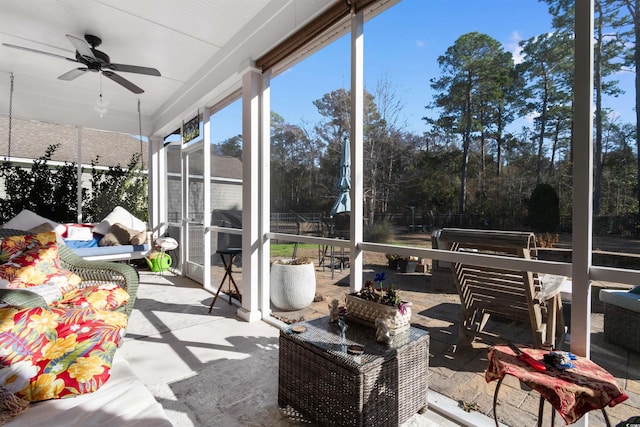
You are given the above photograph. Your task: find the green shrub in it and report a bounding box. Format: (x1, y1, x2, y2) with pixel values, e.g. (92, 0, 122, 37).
(365, 221, 394, 243)
(0, 144, 80, 223)
(0, 145, 147, 224)
(528, 183, 560, 233)
(84, 152, 148, 223)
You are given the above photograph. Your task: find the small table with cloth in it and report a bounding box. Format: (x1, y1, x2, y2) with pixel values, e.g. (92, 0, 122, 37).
(486, 345, 628, 426)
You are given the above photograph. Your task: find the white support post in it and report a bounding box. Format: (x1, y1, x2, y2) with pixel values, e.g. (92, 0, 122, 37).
(148, 135, 165, 239)
(350, 10, 364, 293)
(260, 70, 272, 318)
(237, 67, 262, 322)
(572, 0, 594, 363)
(571, 7, 593, 423)
(203, 107, 212, 291)
(181, 140, 189, 279)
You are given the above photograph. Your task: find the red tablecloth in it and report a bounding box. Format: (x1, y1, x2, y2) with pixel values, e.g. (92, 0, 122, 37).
(486, 345, 628, 424)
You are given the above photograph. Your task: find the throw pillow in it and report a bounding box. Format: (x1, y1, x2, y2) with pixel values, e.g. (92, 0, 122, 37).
(93, 206, 147, 236)
(98, 223, 138, 246)
(130, 230, 147, 245)
(0, 306, 127, 401)
(53, 283, 129, 311)
(28, 222, 65, 245)
(0, 234, 81, 295)
(0, 231, 57, 265)
(1, 209, 66, 236)
(65, 225, 94, 241)
(27, 222, 55, 233)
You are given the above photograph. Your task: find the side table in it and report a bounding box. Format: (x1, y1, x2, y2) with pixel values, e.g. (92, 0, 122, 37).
(208, 247, 242, 312)
(486, 345, 628, 426)
(278, 316, 429, 426)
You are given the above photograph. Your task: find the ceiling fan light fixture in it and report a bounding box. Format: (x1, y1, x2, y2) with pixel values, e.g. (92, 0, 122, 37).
(94, 93, 108, 117)
(94, 74, 108, 117)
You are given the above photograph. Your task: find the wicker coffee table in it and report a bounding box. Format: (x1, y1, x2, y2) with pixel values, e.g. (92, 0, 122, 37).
(278, 316, 429, 426)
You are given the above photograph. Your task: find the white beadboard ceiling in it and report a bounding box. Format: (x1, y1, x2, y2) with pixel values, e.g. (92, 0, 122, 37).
(0, 0, 333, 137)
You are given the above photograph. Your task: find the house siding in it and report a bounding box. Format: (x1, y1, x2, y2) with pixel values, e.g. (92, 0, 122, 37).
(0, 117, 147, 167)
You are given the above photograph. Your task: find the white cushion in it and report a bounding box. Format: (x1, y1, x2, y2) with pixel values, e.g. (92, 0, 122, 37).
(600, 289, 640, 314)
(66, 225, 95, 241)
(155, 237, 178, 251)
(93, 206, 147, 235)
(2, 209, 66, 235)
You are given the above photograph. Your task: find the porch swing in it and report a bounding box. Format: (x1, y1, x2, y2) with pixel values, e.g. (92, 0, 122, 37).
(2, 75, 153, 262)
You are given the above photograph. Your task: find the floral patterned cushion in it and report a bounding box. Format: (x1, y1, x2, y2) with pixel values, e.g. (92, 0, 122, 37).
(0, 306, 127, 401)
(0, 232, 53, 264)
(0, 232, 81, 296)
(52, 283, 129, 311)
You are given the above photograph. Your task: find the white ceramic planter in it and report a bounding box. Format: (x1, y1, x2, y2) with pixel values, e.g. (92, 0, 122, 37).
(270, 260, 316, 310)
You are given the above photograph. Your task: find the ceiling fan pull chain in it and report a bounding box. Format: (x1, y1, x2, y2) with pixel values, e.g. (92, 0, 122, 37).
(138, 99, 144, 170)
(7, 72, 14, 159)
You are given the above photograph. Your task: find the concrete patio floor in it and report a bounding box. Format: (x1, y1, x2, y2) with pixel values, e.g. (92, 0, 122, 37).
(120, 257, 639, 426)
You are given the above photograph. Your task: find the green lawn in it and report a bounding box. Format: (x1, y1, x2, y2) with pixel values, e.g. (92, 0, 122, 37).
(270, 243, 315, 257)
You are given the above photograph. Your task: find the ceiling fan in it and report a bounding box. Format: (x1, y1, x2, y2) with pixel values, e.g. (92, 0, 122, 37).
(3, 34, 161, 94)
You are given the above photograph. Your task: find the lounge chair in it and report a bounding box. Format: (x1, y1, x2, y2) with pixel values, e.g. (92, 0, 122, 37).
(440, 228, 565, 348)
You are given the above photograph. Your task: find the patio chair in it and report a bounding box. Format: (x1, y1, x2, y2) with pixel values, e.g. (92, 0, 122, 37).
(318, 215, 350, 275)
(0, 228, 139, 317)
(440, 228, 565, 349)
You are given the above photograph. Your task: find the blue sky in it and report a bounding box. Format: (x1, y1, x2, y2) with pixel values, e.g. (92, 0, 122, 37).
(211, 0, 636, 143)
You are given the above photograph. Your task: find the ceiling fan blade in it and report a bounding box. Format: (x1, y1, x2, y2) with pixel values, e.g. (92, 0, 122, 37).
(107, 63, 161, 76)
(58, 68, 89, 81)
(2, 43, 78, 62)
(66, 34, 95, 60)
(102, 70, 144, 94)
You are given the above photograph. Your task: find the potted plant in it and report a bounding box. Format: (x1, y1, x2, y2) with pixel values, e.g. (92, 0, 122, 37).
(344, 273, 412, 335)
(270, 257, 316, 310)
(402, 256, 419, 273)
(385, 253, 400, 270)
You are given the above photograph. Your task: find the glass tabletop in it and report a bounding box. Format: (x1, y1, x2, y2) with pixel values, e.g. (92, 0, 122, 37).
(283, 316, 428, 368)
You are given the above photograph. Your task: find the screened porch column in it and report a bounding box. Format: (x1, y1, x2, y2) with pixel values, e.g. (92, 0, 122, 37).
(202, 106, 212, 294)
(572, 0, 593, 363)
(350, 10, 364, 293)
(148, 135, 166, 238)
(237, 67, 263, 322)
(259, 70, 272, 318)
